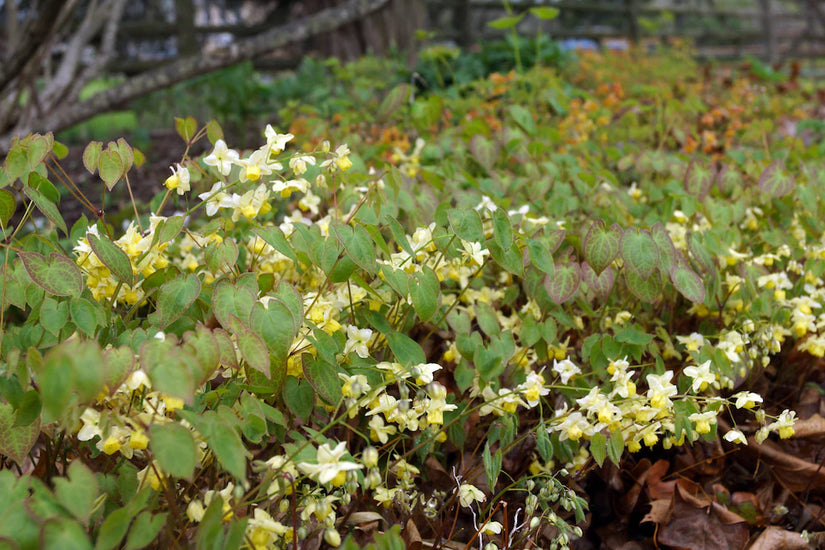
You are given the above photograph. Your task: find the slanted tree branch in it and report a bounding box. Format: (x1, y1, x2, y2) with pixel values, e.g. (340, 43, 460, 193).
(1, 0, 390, 149)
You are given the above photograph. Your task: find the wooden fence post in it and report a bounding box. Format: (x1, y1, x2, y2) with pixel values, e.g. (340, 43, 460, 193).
(626, 0, 641, 45)
(453, 0, 473, 47)
(175, 0, 198, 57)
(760, 0, 776, 63)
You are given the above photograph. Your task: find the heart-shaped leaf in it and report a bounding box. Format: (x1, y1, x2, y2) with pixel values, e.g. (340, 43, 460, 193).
(758, 159, 794, 198)
(82, 141, 102, 174)
(23, 186, 67, 235)
(0, 402, 40, 464)
(98, 150, 124, 190)
(88, 234, 134, 285)
(0, 189, 16, 226)
(620, 228, 658, 279)
(19, 251, 83, 298)
(683, 158, 715, 199)
(671, 262, 706, 304)
(584, 220, 621, 275)
(624, 269, 662, 303)
(544, 261, 581, 304)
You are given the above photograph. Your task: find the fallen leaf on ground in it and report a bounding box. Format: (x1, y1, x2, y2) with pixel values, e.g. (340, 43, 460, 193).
(748, 526, 808, 550)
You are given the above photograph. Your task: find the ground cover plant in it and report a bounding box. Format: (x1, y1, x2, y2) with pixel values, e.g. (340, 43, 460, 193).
(2, 42, 825, 550)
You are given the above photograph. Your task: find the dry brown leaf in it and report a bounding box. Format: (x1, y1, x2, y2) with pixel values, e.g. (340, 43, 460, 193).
(657, 489, 749, 550)
(748, 526, 808, 550)
(675, 479, 712, 508)
(751, 437, 825, 491)
(710, 501, 747, 525)
(619, 458, 652, 513)
(403, 517, 423, 550)
(791, 413, 825, 438)
(645, 459, 677, 500)
(642, 498, 672, 525)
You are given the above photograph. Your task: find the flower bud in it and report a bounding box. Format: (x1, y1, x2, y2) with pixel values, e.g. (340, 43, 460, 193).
(324, 529, 341, 547)
(362, 447, 379, 468)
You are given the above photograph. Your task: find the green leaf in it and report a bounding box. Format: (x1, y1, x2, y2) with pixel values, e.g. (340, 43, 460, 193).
(95, 507, 132, 550)
(544, 261, 581, 304)
(83, 141, 102, 174)
(13, 390, 41, 427)
(624, 269, 662, 303)
(409, 267, 439, 322)
(150, 422, 198, 480)
(233, 317, 270, 377)
(526, 238, 554, 274)
(508, 104, 536, 136)
(475, 345, 504, 382)
(249, 300, 297, 365)
(196, 409, 248, 480)
(88, 234, 134, 285)
(670, 262, 706, 304)
(536, 425, 553, 462)
(614, 327, 653, 345)
(491, 209, 514, 251)
(482, 443, 502, 491)
(332, 222, 377, 275)
(590, 432, 607, 467)
(150, 273, 200, 328)
(581, 262, 615, 300)
(488, 13, 525, 29)
(156, 215, 185, 245)
(530, 6, 560, 19)
(124, 511, 166, 550)
(205, 237, 239, 273)
(377, 83, 411, 121)
(716, 164, 743, 194)
(26, 134, 52, 168)
(19, 251, 83, 298)
(448, 208, 484, 243)
(116, 138, 134, 173)
(469, 135, 499, 171)
(98, 150, 124, 190)
(683, 158, 715, 199)
(29, 171, 59, 203)
(649, 222, 676, 274)
(212, 281, 256, 328)
(52, 140, 69, 160)
(141, 347, 195, 403)
(70, 297, 105, 337)
(253, 226, 298, 264)
(302, 356, 342, 405)
(383, 214, 415, 258)
(40, 298, 69, 336)
(102, 346, 135, 396)
(386, 331, 426, 366)
(54, 461, 98, 523)
(475, 302, 500, 337)
(620, 228, 658, 279)
(23, 186, 67, 234)
(487, 238, 523, 276)
(583, 220, 621, 275)
(175, 116, 197, 143)
(4, 144, 27, 182)
(758, 159, 794, 198)
(0, 402, 39, 464)
(687, 232, 715, 274)
(42, 518, 92, 550)
(282, 376, 315, 422)
(607, 429, 624, 466)
(0, 189, 15, 226)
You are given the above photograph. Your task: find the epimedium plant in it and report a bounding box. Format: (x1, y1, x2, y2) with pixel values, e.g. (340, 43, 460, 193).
(0, 49, 818, 550)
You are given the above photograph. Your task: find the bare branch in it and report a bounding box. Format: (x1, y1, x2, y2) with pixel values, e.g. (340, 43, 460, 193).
(1, 0, 390, 148)
(0, 0, 67, 95)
